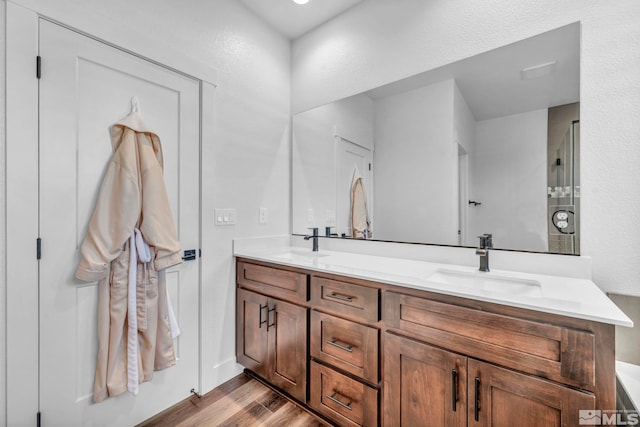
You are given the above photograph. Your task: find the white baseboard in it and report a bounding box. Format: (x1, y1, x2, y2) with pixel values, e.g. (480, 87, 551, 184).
(203, 357, 245, 394)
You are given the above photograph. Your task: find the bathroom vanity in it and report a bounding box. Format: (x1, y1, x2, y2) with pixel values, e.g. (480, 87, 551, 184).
(234, 240, 631, 426)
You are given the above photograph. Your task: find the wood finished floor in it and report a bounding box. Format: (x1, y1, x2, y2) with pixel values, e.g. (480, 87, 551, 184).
(138, 373, 330, 427)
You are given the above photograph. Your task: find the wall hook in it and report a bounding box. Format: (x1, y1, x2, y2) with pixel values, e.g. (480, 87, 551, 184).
(469, 200, 482, 207)
(130, 96, 140, 113)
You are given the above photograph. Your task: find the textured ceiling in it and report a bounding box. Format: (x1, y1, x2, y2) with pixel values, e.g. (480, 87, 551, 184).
(367, 23, 580, 121)
(239, 0, 364, 39)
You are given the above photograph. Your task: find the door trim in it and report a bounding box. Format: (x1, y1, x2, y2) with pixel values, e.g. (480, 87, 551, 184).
(5, 4, 39, 425)
(5, 3, 216, 425)
(7, 0, 218, 86)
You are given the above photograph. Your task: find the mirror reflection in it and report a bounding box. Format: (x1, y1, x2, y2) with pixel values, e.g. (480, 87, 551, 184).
(292, 23, 580, 254)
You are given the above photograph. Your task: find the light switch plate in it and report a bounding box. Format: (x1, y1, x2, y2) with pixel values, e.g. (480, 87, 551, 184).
(215, 208, 237, 226)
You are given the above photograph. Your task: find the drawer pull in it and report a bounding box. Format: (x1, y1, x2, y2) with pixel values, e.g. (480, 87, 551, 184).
(326, 392, 352, 411)
(326, 339, 354, 353)
(326, 293, 354, 303)
(451, 369, 458, 412)
(267, 306, 276, 331)
(259, 304, 267, 328)
(474, 377, 481, 421)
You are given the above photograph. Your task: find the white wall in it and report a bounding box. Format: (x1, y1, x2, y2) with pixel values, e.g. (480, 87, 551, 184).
(0, 3, 6, 424)
(453, 82, 476, 246)
(293, 106, 338, 234)
(1, 0, 291, 418)
(373, 79, 458, 244)
(469, 109, 548, 252)
(453, 83, 475, 156)
(292, 94, 373, 234)
(292, 0, 640, 295)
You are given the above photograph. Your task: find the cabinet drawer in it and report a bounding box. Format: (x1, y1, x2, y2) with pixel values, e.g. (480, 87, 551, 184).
(311, 276, 379, 323)
(237, 260, 307, 303)
(311, 311, 378, 384)
(384, 292, 595, 390)
(310, 361, 378, 427)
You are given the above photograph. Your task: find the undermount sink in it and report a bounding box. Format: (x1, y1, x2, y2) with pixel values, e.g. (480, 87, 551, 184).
(426, 269, 543, 297)
(272, 249, 330, 262)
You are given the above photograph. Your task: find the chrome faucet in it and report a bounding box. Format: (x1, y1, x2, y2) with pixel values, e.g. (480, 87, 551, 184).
(476, 234, 493, 272)
(304, 227, 319, 252)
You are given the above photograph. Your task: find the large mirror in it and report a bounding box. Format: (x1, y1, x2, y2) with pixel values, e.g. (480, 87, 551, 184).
(292, 22, 580, 254)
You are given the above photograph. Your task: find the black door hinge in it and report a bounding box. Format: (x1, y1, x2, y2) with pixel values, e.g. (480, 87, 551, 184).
(36, 56, 41, 79)
(37, 411, 41, 427)
(36, 238, 42, 260)
(368, 163, 372, 171)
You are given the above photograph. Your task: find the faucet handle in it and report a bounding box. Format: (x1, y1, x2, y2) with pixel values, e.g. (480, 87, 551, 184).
(478, 234, 493, 248)
(307, 227, 319, 236)
(325, 226, 335, 237)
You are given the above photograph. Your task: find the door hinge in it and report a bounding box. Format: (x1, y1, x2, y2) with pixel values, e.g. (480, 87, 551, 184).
(36, 56, 41, 79)
(368, 162, 372, 171)
(36, 238, 42, 260)
(36, 411, 41, 427)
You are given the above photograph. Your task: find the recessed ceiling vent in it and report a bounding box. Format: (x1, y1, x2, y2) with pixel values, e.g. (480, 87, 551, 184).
(521, 61, 558, 80)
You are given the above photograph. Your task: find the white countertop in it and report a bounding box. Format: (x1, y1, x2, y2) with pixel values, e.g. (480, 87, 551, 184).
(233, 237, 633, 327)
(617, 361, 640, 410)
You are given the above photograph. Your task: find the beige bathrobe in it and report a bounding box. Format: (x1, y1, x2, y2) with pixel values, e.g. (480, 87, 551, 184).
(350, 166, 372, 239)
(75, 112, 182, 403)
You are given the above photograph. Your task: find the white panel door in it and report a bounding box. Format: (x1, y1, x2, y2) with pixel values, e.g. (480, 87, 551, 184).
(39, 20, 200, 426)
(336, 138, 373, 237)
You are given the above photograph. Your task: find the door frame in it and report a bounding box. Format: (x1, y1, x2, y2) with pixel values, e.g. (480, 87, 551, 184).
(457, 144, 469, 246)
(334, 135, 374, 237)
(5, 2, 218, 425)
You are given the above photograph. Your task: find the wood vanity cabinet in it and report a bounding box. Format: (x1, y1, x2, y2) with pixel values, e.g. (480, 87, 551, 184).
(236, 261, 308, 401)
(383, 333, 467, 427)
(383, 290, 609, 427)
(236, 258, 615, 427)
(308, 275, 381, 427)
(384, 333, 594, 426)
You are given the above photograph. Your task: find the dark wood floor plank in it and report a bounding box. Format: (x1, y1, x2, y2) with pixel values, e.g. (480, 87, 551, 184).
(138, 373, 329, 427)
(175, 380, 270, 426)
(256, 389, 288, 413)
(217, 401, 272, 426)
(138, 374, 253, 427)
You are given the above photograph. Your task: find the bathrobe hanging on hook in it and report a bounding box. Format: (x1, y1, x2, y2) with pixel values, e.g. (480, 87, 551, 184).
(350, 165, 372, 239)
(75, 106, 182, 403)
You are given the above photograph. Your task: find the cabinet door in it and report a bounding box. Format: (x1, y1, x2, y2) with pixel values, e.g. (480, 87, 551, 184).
(236, 288, 269, 378)
(468, 359, 595, 427)
(383, 333, 467, 427)
(267, 297, 308, 401)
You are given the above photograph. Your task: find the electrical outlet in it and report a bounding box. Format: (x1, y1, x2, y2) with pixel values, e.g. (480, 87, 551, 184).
(259, 207, 268, 224)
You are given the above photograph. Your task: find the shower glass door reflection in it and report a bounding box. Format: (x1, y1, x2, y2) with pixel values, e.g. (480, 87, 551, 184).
(548, 120, 580, 254)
